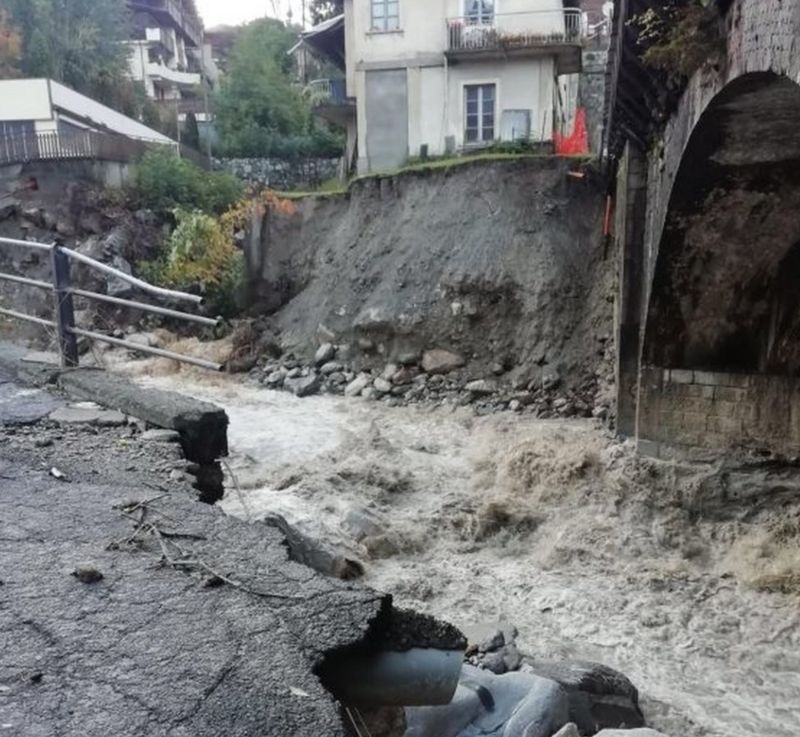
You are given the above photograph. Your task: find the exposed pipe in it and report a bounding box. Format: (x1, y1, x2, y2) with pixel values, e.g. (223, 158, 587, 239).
(321, 647, 464, 708)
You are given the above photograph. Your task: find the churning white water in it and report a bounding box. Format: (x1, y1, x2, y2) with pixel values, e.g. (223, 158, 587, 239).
(125, 363, 799, 737)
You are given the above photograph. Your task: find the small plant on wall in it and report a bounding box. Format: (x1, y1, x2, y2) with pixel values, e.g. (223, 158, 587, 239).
(631, 0, 725, 84)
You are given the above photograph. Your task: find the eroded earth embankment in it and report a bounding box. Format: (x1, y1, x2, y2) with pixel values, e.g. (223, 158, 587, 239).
(244, 158, 613, 401)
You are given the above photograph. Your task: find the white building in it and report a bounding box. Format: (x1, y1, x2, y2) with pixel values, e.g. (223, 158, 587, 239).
(301, 0, 584, 174)
(125, 0, 217, 115)
(0, 79, 174, 145)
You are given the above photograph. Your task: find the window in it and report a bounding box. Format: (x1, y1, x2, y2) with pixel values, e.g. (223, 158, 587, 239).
(464, 84, 495, 144)
(371, 0, 400, 31)
(465, 0, 494, 25)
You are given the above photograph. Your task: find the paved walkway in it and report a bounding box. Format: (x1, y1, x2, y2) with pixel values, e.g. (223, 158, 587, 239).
(0, 375, 387, 737)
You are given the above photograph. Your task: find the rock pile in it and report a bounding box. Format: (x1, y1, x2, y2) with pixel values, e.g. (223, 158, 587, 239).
(251, 342, 612, 420)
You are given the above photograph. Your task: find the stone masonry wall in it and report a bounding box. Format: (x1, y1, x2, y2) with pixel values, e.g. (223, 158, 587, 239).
(638, 366, 800, 456)
(215, 157, 340, 190)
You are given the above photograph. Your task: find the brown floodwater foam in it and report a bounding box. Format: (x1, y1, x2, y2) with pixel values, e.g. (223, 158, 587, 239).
(111, 349, 800, 737)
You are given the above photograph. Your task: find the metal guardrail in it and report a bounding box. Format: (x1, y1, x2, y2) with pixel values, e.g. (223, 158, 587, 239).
(0, 129, 211, 171)
(446, 9, 584, 53)
(306, 78, 350, 107)
(0, 236, 223, 371)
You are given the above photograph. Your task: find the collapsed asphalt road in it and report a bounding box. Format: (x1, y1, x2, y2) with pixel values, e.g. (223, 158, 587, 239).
(0, 370, 460, 736)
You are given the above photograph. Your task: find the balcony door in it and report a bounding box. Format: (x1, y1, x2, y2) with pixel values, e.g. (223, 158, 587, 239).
(464, 0, 494, 25)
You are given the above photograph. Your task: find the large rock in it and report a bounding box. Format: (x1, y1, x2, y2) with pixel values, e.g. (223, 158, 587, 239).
(0, 195, 19, 220)
(421, 349, 465, 375)
(523, 659, 644, 734)
(285, 374, 322, 398)
(465, 379, 498, 395)
(106, 256, 134, 298)
(345, 373, 372, 397)
(314, 342, 336, 366)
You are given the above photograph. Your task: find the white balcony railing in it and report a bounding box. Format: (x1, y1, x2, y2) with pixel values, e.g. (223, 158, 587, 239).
(145, 62, 201, 87)
(446, 9, 583, 54)
(305, 79, 350, 107)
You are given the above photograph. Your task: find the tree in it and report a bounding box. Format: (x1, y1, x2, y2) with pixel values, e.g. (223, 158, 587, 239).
(310, 0, 344, 25)
(214, 18, 310, 157)
(0, 11, 22, 78)
(4, 0, 130, 98)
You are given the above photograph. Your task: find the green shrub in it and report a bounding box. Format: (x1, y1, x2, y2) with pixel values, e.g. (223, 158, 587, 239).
(132, 149, 244, 215)
(139, 209, 243, 317)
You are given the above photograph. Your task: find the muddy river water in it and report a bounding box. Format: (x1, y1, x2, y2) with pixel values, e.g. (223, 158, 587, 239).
(132, 369, 800, 737)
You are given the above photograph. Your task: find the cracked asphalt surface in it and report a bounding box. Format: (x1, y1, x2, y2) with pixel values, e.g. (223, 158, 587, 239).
(0, 370, 387, 737)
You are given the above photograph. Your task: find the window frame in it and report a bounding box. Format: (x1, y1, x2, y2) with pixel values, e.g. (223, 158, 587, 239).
(463, 82, 498, 146)
(463, 0, 495, 25)
(370, 0, 400, 33)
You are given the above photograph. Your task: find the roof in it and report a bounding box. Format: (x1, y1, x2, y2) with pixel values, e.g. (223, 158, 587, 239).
(0, 78, 174, 145)
(289, 14, 345, 70)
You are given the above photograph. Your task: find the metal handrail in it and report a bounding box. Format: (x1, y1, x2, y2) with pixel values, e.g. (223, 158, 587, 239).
(69, 327, 223, 371)
(69, 288, 218, 326)
(58, 246, 203, 305)
(0, 307, 56, 329)
(445, 8, 584, 53)
(0, 236, 223, 370)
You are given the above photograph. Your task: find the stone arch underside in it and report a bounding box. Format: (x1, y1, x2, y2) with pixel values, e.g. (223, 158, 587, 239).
(637, 72, 800, 454)
(645, 72, 800, 374)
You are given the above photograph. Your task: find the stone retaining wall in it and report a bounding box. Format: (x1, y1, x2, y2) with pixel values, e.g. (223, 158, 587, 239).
(638, 366, 800, 456)
(215, 157, 340, 190)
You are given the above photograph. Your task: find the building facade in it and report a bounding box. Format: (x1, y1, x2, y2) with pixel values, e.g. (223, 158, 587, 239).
(305, 0, 585, 174)
(125, 0, 217, 116)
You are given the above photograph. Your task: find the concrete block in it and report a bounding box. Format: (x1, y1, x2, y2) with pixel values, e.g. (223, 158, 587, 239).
(668, 369, 694, 384)
(719, 373, 751, 388)
(714, 399, 742, 419)
(691, 370, 717, 386)
(682, 384, 714, 399)
(59, 369, 228, 465)
(714, 386, 747, 403)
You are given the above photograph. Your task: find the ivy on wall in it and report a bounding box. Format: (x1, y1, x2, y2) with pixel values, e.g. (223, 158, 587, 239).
(631, 0, 725, 84)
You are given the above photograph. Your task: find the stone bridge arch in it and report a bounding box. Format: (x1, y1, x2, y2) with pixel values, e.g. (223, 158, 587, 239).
(614, 0, 800, 454)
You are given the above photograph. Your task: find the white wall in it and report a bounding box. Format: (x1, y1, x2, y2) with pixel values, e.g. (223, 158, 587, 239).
(0, 79, 51, 122)
(49, 81, 174, 142)
(348, 0, 569, 65)
(345, 0, 569, 171)
(351, 0, 447, 62)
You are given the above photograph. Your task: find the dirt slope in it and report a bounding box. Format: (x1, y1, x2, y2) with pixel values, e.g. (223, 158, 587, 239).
(247, 158, 612, 391)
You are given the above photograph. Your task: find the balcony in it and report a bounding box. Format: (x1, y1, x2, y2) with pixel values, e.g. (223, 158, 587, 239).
(127, 0, 203, 47)
(445, 9, 584, 74)
(306, 79, 355, 127)
(145, 27, 176, 56)
(146, 61, 201, 88)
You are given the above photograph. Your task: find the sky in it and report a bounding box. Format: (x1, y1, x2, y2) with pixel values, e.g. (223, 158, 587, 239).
(196, 0, 307, 29)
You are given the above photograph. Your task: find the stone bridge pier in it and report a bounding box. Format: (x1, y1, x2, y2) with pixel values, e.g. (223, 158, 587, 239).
(608, 0, 800, 455)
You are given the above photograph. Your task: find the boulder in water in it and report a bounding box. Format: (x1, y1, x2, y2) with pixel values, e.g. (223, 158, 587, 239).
(522, 659, 644, 734)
